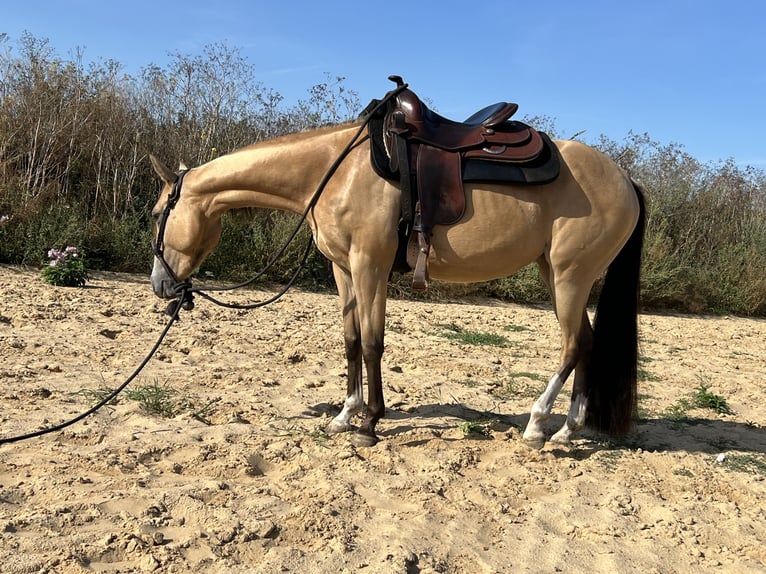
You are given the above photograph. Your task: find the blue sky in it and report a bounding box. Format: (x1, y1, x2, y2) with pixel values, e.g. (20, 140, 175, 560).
(3, 0, 765, 168)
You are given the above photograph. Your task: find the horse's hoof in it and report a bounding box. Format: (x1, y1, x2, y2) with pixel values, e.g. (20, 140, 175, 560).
(350, 432, 378, 448)
(326, 420, 351, 435)
(549, 432, 573, 446)
(522, 436, 546, 450)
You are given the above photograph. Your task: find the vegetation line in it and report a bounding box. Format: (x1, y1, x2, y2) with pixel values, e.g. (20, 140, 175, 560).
(1, 33, 765, 315)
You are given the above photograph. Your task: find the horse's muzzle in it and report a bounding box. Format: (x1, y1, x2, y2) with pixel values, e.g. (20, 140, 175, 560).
(151, 257, 178, 299)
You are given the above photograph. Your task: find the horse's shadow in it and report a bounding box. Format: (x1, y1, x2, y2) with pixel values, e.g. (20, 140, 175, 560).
(308, 401, 766, 457)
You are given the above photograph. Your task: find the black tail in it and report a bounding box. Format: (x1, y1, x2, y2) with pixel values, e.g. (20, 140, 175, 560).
(585, 181, 646, 434)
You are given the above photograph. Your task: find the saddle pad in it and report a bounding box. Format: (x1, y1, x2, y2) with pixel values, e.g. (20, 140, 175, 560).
(461, 132, 561, 185)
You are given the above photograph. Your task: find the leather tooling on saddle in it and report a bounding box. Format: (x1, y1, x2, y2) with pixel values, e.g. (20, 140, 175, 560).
(363, 76, 561, 291)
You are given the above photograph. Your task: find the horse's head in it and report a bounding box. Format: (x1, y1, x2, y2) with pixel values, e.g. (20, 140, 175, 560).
(149, 155, 223, 299)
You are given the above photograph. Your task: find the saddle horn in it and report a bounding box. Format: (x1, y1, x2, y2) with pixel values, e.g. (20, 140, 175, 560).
(388, 75, 407, 88)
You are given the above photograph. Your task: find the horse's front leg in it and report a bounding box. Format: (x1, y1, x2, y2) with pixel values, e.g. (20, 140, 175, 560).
(348, 256, 389, 448)
(325, 256, 390, 446)
(327, 264, 364, 435)
(353, 324, 385, 447)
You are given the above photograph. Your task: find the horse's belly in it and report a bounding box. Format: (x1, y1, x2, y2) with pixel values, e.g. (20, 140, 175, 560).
(428, 238, 541, 282)
(427, 188, 548, 283)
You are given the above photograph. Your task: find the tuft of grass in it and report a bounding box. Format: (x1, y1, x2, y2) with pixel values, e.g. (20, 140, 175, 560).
(663, 400, 692, 422)
(663, 382, 733, 424)
(77, 379, 216, 421)
(690, 383, 733, 415)
(73, 383, 119, 406)
(306, 427, 332, 448)
(491, 371, 547, 399)
(662, 400, 710, 427)
(720, 453, 766, 476)
(459, 421, 493, 437)
(458, 378, 481, 388)
(638, 368, 661, 382)
(510, 371, 548, 383)
(596, 449, 623, 470)
(435, 323, 508, 347)
(126, 380, 190, 417)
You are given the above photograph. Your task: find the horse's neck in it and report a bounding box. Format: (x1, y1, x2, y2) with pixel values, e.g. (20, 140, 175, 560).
(191, 125, 358, 216)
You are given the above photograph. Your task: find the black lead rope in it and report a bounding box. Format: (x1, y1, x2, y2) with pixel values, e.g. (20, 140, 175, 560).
(0, 80, 409, 445)
(0, 296, 186, 445)
(193, 236, 313, 310)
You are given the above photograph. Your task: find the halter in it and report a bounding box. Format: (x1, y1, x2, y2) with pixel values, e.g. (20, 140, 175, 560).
(151, 168, 196, 310)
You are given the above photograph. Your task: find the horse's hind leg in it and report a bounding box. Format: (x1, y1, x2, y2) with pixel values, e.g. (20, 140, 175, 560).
(522, 264, 592, 448)
(550, 310, 592, 445)
(522, 362, 576, 448)
(326, 264, 364, 434)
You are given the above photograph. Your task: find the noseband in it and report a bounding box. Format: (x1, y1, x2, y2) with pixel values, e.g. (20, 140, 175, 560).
(152, 168, 195, 310)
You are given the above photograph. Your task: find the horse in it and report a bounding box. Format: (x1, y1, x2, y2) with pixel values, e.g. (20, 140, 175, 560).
(149, 110, 644, 449)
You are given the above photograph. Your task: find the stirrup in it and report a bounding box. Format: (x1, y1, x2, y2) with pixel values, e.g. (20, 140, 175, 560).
(409, 203, 430, 292)
(412, 246, 430, 292)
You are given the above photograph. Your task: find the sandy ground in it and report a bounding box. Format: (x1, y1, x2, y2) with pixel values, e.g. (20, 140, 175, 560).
(1, 265, 765, 573)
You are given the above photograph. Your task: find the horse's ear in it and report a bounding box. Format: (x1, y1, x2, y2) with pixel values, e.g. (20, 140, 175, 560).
(178, 161, 189, 171)
(149, 154, 178, 185)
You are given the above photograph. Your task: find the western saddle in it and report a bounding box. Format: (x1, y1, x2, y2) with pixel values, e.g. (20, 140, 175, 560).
(365, 75, 560, 291)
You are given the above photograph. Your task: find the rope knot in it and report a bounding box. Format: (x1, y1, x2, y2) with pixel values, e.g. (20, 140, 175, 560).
(164, 282, 195, 316)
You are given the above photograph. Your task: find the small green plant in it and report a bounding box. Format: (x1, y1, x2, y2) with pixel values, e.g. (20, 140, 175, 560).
(126, 380, 189, 417)
(459, 421, 493, 437)
(306, 427, 332, 448)
(436, 323, 508, 347)
(664, 400, 692, 422)
(691, 383, 733, 415)
(663, 382, 733, 426)
(41, 246, 88, 287)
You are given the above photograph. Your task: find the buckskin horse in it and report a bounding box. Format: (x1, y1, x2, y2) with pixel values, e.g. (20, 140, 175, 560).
(149, 78, 645, 448)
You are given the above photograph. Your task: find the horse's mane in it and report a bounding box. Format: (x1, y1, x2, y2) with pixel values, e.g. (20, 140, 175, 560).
(238, 120, 362, 151)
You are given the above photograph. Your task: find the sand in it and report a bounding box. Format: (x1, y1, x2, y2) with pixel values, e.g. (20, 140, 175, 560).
(1, 265, 765, 573)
